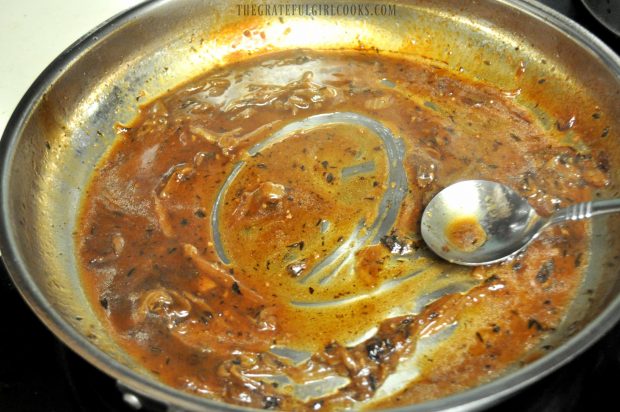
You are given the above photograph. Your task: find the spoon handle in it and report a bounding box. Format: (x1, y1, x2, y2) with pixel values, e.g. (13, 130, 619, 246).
(549, 199, 620, 225)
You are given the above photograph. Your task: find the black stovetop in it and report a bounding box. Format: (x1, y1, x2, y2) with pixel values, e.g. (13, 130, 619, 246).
(1, 1, 618, 411)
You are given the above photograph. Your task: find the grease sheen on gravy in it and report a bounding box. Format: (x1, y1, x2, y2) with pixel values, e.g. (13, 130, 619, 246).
(76, 50, 608, 410)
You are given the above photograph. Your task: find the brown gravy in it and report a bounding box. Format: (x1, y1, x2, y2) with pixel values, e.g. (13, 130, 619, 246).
(76, 50, 608, 409)
(445, 216, 487, 252)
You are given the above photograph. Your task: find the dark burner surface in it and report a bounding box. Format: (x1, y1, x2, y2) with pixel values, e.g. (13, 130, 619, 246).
(1, 0, 618, 410)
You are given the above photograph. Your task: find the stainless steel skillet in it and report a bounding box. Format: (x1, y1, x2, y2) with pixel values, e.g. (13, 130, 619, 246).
(1, 0, 619, 410)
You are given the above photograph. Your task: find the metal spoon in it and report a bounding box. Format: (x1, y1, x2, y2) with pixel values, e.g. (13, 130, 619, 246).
(420, 180, 620, 266)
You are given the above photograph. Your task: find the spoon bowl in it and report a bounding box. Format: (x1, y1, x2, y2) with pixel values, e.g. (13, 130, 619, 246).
(421, 180, 620, 265)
